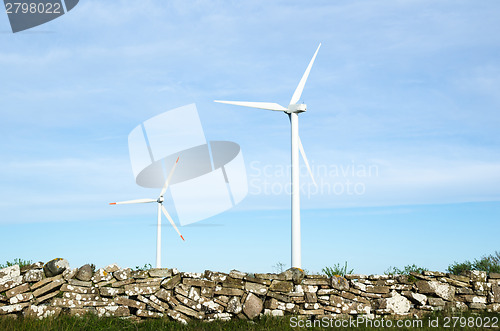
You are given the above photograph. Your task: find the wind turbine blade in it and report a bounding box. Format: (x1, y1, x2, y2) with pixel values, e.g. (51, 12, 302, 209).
(161, 205, 185, 241)
(289, 43, 321, 105)
(160, 156, 180, 197)
(109, 198, 156, 205)
(214, 100, 287, 112)
(299, 137, 317, 187)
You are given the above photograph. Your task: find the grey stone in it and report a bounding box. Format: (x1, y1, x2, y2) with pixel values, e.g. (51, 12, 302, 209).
(76, 265, 93, 281)
(229, 270, 247, 279)
(24, 305, 62, 319)
(280, 268, 305, 285)
(6, 283, 30, 299)
(43, 258, 69, 277)
(104, 264, 119, 273)
(96, 305, 130, 317)
(244, 281, 268, 296)
(428, 297, 446, 307)
(32, 279, 65, 297)
(0, 265, 20, 282)
(269, 280, 293, 293)
(226, 296, 242, 314)
(330, 276, 350, 290)
(149, 268, 171, 278)
(162, 274, 181, 289)
(23, 269, 43, 283)
(113, 296, 146, 310)
(463, 270, 487, 282)
(63, 268, 78, 281)
(376, 291, 411, 315)
(113, 268, 132, 281)
(490, 284, 500, 303)
(489, 273, 500, 279)
(91, 268, 113, 283)
(416, 280, 454, 301)
(242, 293, 263, 319)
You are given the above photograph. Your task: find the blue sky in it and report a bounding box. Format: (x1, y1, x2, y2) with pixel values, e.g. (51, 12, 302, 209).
(1, 0, 499, 274)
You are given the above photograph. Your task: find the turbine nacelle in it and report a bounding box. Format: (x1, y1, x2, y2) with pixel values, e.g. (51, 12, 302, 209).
(157, 196, 164, 203)
(287, 104, 307, 113)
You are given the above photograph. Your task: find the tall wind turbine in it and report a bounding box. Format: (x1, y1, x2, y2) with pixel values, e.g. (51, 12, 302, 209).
(110, 157, 184, 268)
(215, 43, 321, 269)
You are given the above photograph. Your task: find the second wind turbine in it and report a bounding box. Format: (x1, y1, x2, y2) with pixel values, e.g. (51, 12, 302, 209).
(215, 43, 321, 269)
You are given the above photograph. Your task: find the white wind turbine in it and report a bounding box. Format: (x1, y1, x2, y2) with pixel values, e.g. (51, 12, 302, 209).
(110, 157, 184, 268)
(215, 43, 321, 269)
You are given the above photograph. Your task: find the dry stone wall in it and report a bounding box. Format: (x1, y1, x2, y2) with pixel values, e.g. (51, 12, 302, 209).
(1, 259, 499, 322)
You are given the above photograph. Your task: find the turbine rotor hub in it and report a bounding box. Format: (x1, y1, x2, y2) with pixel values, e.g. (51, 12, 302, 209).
(287, 104, 307, 113)
(157, 196, 164, 203)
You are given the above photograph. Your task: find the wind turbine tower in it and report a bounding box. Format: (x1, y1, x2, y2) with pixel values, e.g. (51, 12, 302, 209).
(215, 44, 321, 269)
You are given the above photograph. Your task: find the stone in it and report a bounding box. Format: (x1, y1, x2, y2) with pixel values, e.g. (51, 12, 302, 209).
(104, 264, 119, 273)
(136, 309, 163, 318)
(32, 279, 65, 297)
(226, 296, 242, 314)
(242, 293, 263, 319)
(162, 274, 181, 289)
(183, 278, 216, 288)
(62, 268, 78, 281)
(489, 273, 500, 279)
(23, 269, 43, 283)
(137, 295, 165, 312)
(63, 292, 101, 302)
(113, 268, 132, 281)
(269, 280, 293, 293)
(43, 258, 69, 277)
(131, 270, 149, 279)
(376, 291, 411, 315)
(113, 296, 146, 310)
(204, 270, 229, 283)
(403, 292, 427, 306)
(280, 268, 305, 285)
(111, 279, 134, 287)
(6, 283, 30, 299)
(20, 262, 44, 274)
(60, 284, 98, 294)
(0, 265, 20, 282)
(304, 292, 317, 303)
(35, 290, 61, 304)
(229, 270, 247, 279)
(469, 302, 487, 310)
(330, 276, 349, 291)
(428, 297, 445, 307)
(416, 280, 455, 301)
(244, 281, 268, 296)
(366, 285, 390, 294)
(24, 305, 62, 319)
(463, 270, 487, 282)
(9, 292, 33, 304)
(91, 268, 113, 283)
(423, 271, 446, 277)
(99, 287, 123, 297)
(124, 284, 160, 296)
(0, 276, 23, 292)
(174, 305, 204, 319)
(149, 268, 171, 278)
(462, 295, 487, 304)
(221, 277, 245, 289)
(0, 303, 29, 315)
(214, 286, 244, 296)
(96, 305, 130, 317)
(76, 264, 93, 281)
(490, 284, 500, 303)
(488, 303, 500, 312)
(448, 274, 470, 283)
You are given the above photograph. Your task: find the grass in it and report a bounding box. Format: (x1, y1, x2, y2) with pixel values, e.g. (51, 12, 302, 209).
(0, 311, 498, 330)
(322, 262, 354, 277)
